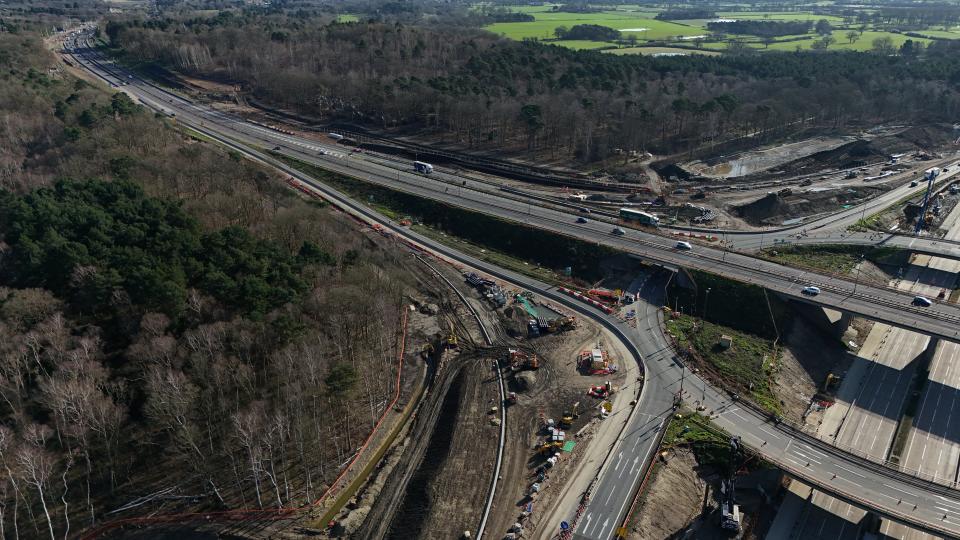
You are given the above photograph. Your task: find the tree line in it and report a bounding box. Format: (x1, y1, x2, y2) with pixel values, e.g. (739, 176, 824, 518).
(104, 13, 960, 163)
(655, 8, 716, 20)
(706, 20, 814, 38)
(553, 23, 622, 41)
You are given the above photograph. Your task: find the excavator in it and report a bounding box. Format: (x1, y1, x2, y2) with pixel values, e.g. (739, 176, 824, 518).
(559, 402, 580, 429)
(509, 349, 539, 371)
(445, 322, 458, 350)
(536, 441, 564, 455)
(546, 316, 577, 333)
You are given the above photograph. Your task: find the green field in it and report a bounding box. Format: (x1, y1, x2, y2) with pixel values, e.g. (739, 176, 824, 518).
(605, 46, 720, 56)
(911, 29, 960, 40)
(486, 14, 704, 41)
(715, 11, 846, 22)
(766, 30, 931, 51)
(337, 14, 360, 23)
(482, 4, 949, 52)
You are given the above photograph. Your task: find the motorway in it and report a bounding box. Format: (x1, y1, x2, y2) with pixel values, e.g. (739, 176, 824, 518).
(62, 34, 960, 539)
(798, 198, 960, 540)
(60, 42, 960, 344)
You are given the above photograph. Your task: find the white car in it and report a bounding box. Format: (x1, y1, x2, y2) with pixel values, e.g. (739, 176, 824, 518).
(801, 286, 821, 296)
(675, 241, 693, 250)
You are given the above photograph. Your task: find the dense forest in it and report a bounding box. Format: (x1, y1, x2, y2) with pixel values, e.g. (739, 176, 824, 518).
(105, 12, 960, 162)
(0, 31, 419, 538)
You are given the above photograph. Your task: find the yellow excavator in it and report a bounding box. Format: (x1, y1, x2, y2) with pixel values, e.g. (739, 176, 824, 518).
(547, 316, 577, 333)
(536, 441, 564, 455)
(560, 402, 580, 429)
(445, 322, 458, 350)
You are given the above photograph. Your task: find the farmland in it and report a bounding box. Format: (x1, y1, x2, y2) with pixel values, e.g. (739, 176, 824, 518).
(481, 4, 960, 53)
(485, 15, 703, 42)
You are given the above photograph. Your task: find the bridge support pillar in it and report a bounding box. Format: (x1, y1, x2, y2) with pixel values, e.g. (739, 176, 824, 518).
(828, 310, 854, 341)
(780, 296, 854, 342)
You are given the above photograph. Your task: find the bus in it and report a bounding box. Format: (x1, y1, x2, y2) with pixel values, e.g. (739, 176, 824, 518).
(414, 161, 434, 174)
(619, 208, 659, 226)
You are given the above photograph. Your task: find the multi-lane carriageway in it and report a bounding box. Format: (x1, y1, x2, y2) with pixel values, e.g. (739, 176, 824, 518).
(67, 39, 960, 345)
(63, 34, 960, 539)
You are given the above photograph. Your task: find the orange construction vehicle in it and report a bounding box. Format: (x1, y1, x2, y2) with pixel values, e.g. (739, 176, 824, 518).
(509, 349, 539, 371)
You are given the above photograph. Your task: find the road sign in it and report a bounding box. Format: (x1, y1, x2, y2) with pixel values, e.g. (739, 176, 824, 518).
(560, 521, 569, 531)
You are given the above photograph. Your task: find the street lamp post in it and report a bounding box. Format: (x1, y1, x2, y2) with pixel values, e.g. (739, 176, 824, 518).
(853, 254, 865, 295)
(679, 361, 685, 404)
(703, 287, 712, 321)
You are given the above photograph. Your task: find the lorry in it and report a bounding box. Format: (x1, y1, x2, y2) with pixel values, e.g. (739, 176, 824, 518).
(926, 167, 941, 180)
(619, 208, 659, 226)
(413, 161, 433, 174)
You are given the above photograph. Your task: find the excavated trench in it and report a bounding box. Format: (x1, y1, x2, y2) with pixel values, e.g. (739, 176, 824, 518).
(385, 369, 466, 539)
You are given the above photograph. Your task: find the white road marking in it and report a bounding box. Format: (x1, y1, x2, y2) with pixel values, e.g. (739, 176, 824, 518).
(797, 444, 828, 459)
(599, 517, 612, 538)
(792, 451, 822, 465)
(882, 483, 917, 498)
(834, 464, 865, 478)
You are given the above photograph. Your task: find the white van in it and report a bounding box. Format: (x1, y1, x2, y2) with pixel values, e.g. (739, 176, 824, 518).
(675, 241, 693, 250)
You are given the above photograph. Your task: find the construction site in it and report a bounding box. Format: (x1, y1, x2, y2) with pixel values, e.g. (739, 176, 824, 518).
(309, 252, 639, 540)
(419, 124, 960, 232)
(624, 415, 785, 540)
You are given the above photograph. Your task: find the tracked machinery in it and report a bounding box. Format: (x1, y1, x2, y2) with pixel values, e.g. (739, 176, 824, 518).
(559, 402, 580, 429)
(445, 321, 458, 350)
(508, 348, 539, 371)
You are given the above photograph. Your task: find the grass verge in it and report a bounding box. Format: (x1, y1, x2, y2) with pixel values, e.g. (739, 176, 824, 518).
(666, 314, 782, 414)
(760, 244, 907, 276)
